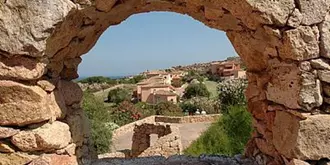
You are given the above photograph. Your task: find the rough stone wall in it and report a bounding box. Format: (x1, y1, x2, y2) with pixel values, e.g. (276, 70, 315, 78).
(131, 123, 182, 158)
(1, 0, 330, 164)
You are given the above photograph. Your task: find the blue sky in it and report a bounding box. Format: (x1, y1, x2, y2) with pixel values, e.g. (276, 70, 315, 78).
(78, 12, 237, 77)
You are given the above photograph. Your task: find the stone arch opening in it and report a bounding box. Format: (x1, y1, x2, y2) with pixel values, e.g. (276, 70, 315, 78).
(1, 0, 330, 165)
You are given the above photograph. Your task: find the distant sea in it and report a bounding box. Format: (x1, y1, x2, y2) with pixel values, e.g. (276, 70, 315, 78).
(75, 75, 128, 81)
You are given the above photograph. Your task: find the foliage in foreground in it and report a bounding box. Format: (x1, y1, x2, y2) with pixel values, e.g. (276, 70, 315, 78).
(184, 105, 252, 156)
(218, 79, 247, 112)
(82, 91, 118, 154)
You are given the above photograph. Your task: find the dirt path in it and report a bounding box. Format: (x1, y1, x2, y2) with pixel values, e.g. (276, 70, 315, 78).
(111, 122, 212, 152)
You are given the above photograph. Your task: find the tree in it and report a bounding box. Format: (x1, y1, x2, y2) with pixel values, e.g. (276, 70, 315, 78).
(107, 88, 131, 104)
(184, 83, 210, 99)
(82, 91, 116, 154)
(218, 79, 247, 112)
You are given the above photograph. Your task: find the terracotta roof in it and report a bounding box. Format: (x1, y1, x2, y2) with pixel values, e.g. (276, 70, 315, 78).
(141, 83, 175, 90)
(137, 76, 164, 85)
(154, 90, 177, 96)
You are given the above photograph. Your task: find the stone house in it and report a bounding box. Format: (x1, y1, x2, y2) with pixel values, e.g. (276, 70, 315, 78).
(210, 61, 245, 79)
(140, 83, 177, 104)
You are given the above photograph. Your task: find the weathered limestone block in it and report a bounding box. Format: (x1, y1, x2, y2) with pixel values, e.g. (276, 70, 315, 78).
(63, 57, 82, 69)
(28, 154, 78, 165)
(318, 70, 330, 83)
(48, 90, 67, 120)
(296, 0, 329, 25)
(58, 80, 83, 105)
(0, 152, 37, 165)
(310, 58, 330, 70)
(37, 79, 57, 92)
(0, 141, 15, 153)
(95, 0, 117, 12)
(320, 13, 330, 59)
(273, 111, 330, 160)
(266, 59, 301, 109)
(65, 109, 90, 147)
(299, 72, 323, 111)
(323, 83, 330, 96)
(0, 81, 52, 126)
(279, 26, 319, 60)
(247, 0, 295, 26)
(287, 9, 302, 28)
(0, 126, 19, 139)
(288, 159, 310, 165)
(0, 0, 76, 57)
(0, 56, 47, 80)
(11, 121, 71, 152)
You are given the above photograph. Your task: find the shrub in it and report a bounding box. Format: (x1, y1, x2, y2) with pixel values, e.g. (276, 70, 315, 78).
(184, 83, 210, 99)
(184, 105, 252, 156)
(82, 91, 115, 154)
(218, 79, 247, 112)
(155, 101, 183, 116)
(180, 97, 220, 114)
(134, 102, 156, 118)
(107, 88, 131, 104)
(182, 71, 205, 83)
(111, 101, 142, 126)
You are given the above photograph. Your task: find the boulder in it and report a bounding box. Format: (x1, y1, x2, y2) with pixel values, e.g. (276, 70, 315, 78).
(11, 121, 71, 152)
(279, 26, 319, 60)
(47, 90, 67, 120)
(0, 81, 52, 126)
(0, 126, 19, 139)
(273, 111, 330, 160)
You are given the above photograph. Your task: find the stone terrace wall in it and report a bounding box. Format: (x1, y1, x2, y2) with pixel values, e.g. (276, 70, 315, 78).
(131, 123, 182, 158)
(112, 115, 220, 139)
(154, 114, 220, 124)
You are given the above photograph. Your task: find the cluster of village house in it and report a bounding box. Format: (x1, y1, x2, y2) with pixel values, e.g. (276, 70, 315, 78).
(133, 60, 246, 105)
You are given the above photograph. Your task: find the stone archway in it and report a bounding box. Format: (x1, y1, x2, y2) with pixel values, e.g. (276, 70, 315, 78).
(1, 0, 330, 164)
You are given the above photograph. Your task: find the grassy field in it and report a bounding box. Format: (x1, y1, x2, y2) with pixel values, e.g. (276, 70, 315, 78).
(204, 80, 219, 99)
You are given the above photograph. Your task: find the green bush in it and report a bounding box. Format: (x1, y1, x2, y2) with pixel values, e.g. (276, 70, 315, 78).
(218, 79, 247, 112)
(184, 105, 252, 156)
(155, 101, 183, 116)
(180, 97, 220, 114)
(134, 102, 156, 118)
(118, 75, 146, 84)
(107, 88, 131, 104)
(184, 83, 210, 99)
(82, 91, 116, 154)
